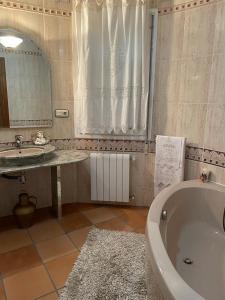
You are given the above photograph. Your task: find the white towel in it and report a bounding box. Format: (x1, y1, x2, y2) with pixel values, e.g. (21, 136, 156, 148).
(154, 135, 186, 197)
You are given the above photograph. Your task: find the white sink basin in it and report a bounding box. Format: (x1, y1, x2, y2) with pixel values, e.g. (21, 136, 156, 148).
(0, 144, 55, 166)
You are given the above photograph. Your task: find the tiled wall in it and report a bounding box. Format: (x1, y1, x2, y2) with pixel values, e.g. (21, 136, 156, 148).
(0, 0, 74, 142)
(0, 0, 75, 217)
(152, 0, 225, 185)
(1, 0, 225, 217)
(154, 0, 225, 152)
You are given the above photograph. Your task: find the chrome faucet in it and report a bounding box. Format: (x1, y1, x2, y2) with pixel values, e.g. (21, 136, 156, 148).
(15, 135, 23, 148)
(200, 167, 210, 183)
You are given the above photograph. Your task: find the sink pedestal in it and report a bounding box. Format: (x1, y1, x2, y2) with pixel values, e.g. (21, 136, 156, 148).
(51, 165, 62, 219)
(0, 150, 89, 220)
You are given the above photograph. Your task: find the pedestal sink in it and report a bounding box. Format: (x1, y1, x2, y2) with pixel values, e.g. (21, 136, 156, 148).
(0, 144, 55, 166)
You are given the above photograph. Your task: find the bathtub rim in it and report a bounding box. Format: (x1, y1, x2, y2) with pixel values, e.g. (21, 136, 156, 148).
(146, 180, 225, 300)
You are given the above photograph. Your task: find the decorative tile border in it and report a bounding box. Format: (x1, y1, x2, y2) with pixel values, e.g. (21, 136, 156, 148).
(10, 119, 53, 127)
(0, 0, 71, 17)
(185, 146, 225, 168)
(51, 139, 225, 168)
(158, 0, 222, 16)
(0, 138, 225, 168)
(0, 47, 42, 56)
(51, 138, 148, 153)
(0, 0, 221, 18)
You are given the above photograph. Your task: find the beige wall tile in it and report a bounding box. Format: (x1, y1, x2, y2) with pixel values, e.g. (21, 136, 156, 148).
(13, 0, 44, 6)
(185, 159, 225, 186)
(157, 0, 173, 8)
(14, 11, 45, 47)
(204, 104, 225, 152)
(44, 15, 72, 60)
(153, 100, 179, 137)
(77, 159, 91, 202)
(51, 59, 73, 102)
(214, 2, 225, 54)
(44, 0, 72, 11)
(157, 12, 185, 60)
(203, 163, 225, 186)
(176, 103, 207, 145)
(208, 54, 225, 103)
(182, 6, 217, 58)
(184, 159, 202, 181)
(179, 56, 212, 103)
(61, 164, 78, 204)
(154, 59, 182, 102)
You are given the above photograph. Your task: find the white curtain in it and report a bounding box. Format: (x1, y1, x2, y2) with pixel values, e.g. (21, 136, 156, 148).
(73, 0, 151, 135)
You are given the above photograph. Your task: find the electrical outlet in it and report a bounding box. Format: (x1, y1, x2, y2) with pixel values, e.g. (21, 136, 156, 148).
(55, 109, 69, 118)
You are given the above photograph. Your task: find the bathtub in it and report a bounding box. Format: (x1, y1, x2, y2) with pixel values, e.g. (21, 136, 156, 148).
(146, 180, 225, 300)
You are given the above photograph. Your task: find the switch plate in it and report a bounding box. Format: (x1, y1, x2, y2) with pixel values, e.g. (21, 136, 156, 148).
(55, 109, 69, 118)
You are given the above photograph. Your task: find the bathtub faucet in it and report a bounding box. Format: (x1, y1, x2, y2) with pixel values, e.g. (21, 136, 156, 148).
(15, 135, 23, 148)
(200, 168, 210, 183)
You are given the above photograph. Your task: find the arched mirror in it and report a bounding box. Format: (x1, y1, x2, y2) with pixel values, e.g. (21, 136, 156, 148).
(0, 28, 52, 128)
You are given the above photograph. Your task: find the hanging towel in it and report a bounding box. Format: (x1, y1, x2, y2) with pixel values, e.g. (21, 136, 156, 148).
(154, 135, 186, 197)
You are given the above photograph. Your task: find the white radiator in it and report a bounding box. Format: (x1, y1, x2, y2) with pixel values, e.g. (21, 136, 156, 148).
(90, 153, 130, 202)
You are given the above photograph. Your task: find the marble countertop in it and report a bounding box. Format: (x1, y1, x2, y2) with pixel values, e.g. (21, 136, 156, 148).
(0, 150, 89, 174)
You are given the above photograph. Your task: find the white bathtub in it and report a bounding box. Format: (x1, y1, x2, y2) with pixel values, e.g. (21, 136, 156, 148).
(146, 180, 225, 300)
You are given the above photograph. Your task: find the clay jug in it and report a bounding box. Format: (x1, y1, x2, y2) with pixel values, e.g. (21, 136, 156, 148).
(13, 193, 37, 228)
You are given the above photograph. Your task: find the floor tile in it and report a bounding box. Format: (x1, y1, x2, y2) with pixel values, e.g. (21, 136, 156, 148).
(38, 291, 58, 300)
(62, 203, 79, 216)
(96, 217, 133, 232)
(36, 235, 75, 262)
(0, 245, 41, 277)
(0, 281, 5, 300)
(0, 216, 16, 233)
(133, 226, 146, 234)
(107, 205, 128, 217)
(62, 203, 98, 216)
(71, 203, 102, 212)
(119, 208, 147, 229)
(34, 207, 54, 224)
(45, 252, 79, 289)
(134, 207, 149, 217)
(0, 229, 32, 254)
(60, 212, 92, 233)
(3, 265, 54, 300)
(68, 226, 93, 249)
(28, 219, 64, 242)
(82, 207, 117, 224)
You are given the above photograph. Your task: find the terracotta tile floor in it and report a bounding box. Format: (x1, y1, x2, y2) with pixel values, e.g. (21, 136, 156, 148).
(0, 203, 148, 300)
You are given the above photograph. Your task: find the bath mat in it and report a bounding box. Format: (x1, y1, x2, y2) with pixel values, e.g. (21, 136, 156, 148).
(60, 228, 162, 300)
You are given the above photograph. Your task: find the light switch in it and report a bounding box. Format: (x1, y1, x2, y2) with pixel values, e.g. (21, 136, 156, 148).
(55, 109, 69, 118)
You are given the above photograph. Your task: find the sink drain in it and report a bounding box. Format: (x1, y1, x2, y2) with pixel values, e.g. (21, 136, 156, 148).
(183, 258, 193, 265)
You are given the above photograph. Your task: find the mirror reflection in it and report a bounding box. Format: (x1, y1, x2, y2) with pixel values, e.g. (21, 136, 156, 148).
(0, 28, 52, 128)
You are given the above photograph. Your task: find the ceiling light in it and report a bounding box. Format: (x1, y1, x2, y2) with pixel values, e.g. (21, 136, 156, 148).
(0, 35, 23, 48)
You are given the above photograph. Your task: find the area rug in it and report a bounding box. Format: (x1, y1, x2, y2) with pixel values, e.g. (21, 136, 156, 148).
(60, 228, 162, 300)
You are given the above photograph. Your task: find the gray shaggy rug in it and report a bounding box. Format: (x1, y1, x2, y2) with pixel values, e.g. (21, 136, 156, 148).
(60, 228, 162, 300)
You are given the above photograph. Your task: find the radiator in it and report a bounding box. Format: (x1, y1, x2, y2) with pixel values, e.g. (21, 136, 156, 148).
(90, 153, 130, 202)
